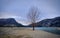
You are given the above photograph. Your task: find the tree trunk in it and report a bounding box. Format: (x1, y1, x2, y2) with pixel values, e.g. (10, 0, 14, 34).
(33, 25, 34, 31)
(32, 23, 35, 31)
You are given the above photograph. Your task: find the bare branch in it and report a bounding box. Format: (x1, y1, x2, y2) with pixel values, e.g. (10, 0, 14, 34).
(27, 6, 40, 23)
(27, 6, 40, 31)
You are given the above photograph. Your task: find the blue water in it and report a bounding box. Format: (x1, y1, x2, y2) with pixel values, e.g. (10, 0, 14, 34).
(27, 27, 60, 35)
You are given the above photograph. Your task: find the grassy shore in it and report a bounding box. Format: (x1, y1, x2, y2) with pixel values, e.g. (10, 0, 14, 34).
(0, 27, 60, 38)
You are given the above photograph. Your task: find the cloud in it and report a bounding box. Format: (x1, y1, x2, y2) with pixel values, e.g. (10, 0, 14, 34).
(0, 0, 60, 25)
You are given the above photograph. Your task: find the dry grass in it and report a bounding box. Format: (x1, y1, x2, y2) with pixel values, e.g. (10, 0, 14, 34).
(0, 34, 32, 38)
(0, 27, 60, 38)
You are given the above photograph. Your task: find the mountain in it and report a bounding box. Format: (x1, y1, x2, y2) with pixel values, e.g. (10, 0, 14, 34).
(37, 17, 60, 27)
(36, 19, 52, 27)
(28, 17, 60, 27)
(0, 18, 24, 27)
(50, 17, 60, 27)
(0, 17, 60, 27)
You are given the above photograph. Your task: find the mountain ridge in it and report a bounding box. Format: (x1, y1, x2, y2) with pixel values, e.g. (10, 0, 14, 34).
(28, 17, 60, 27)
(0, 18, 24, 27)
(0, 17, 60, 27)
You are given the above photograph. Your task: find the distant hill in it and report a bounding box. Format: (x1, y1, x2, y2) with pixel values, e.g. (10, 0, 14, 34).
(28, 17, 60, 27)
(0, 18, 24, 27)
(0, 17, 60, 27)
(50, 17, 60, 27)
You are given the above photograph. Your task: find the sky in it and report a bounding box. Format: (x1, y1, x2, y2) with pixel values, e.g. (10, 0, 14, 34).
(0, 0, 60, 25)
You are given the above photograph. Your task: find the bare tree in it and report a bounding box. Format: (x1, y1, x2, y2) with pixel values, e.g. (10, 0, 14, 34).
(27, 6, 40, 31)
